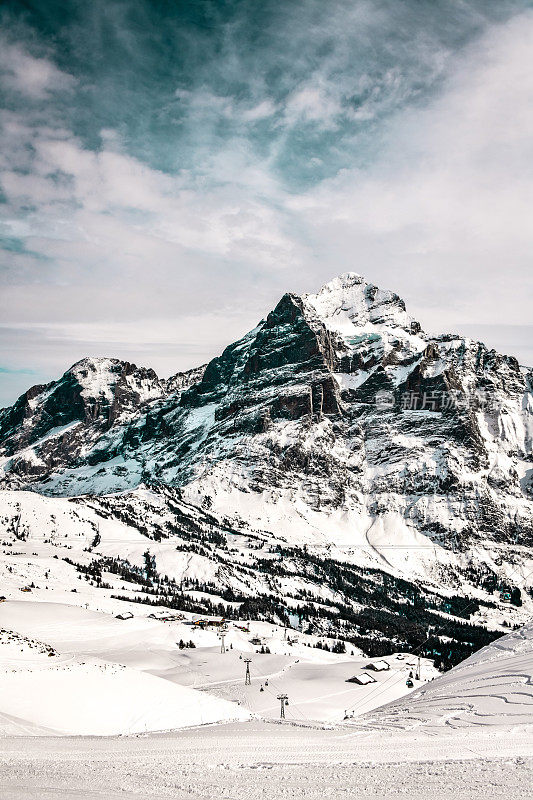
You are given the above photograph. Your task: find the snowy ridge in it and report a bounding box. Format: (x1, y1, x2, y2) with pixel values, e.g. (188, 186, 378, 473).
(303, 271, 422, 336)
(0, 273, 532, 664)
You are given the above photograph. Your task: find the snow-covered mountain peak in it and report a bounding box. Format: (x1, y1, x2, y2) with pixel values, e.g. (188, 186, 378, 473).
(66, 357, 162, 404)
(0, 357, 170, 467)
(303, 272, 422, 340)
(67, 357, 130, 400)
(0, 273, 531, 677)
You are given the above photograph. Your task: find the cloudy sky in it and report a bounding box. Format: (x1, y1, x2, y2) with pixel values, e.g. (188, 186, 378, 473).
(1, 0, 532, 406)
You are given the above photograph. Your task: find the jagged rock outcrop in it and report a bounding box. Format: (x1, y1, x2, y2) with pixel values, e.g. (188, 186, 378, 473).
(0, 357, 205, 490)
(0, 273, 531, 586)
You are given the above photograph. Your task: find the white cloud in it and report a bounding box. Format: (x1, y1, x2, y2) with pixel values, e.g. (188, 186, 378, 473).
(0, 38, 76, 99)
(1, 6, 532, 404)
(241, 99, 278, 122)
(0, 121, 304, 293)
(287, 11, 533, 329)
(284, 85, 341, 127)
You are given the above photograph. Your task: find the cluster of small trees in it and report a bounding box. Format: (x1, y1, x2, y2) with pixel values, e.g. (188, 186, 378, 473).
(65, 520, 521, 673)
(314, 640, 346, 653)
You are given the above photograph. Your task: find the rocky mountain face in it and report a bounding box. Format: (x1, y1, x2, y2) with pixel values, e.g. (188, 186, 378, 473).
(0, 357, 205, 490)
(1, 273, 532, 663)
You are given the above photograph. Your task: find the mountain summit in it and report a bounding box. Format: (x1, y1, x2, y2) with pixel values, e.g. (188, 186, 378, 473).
(0, 273, 531, 665)
(0, 272, 531, 583)
(303, 272, 421, 335)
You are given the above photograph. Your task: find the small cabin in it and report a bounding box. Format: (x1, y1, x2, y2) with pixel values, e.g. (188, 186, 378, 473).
(500, 591, 511, 604)
(346, 672, 377, 685)
(116, 611, 134, 620)
(366, 660, 390, 672)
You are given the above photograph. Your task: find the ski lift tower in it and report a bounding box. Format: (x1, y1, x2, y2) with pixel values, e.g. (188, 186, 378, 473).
(277, 693, 289, 719)
(244, 657, 252, 685)
(218, 626, 227, 654)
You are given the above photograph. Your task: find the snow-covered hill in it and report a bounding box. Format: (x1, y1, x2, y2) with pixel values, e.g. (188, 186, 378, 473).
(0, 647, 250, 736)
(358, 618, 533, 732)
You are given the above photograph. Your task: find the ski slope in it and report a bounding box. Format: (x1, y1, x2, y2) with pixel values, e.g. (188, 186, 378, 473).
(358, 618, 533, 733)
(0, 655, 251, 736)
(0, 598, 438, 735)
(0, 605, 251, 735)
(0, 718, 531, 799)
(0, 600, 532, 798)
(0, 601, 251, 735)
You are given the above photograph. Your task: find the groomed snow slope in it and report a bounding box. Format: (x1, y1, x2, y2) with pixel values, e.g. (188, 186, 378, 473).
(358, 619, 533, 732)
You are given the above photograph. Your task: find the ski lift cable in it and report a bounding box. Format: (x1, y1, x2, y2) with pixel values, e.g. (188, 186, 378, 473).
(259, 665, 312, 722)
(86, 537, 482, 550)
(344, 563, 533, 718)
(247, 658, 312, 722)
(246, 658, 298, 718)
(346, 560, 533, 717)
(86, 531, 524, 555)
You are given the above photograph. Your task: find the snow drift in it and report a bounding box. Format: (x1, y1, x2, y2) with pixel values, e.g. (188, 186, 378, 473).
(0, 661, 250, 736)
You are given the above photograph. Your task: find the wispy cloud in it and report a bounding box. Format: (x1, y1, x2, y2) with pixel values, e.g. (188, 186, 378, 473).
(288, 11, 533, 329)
(0, 0, 532, 406)
(0, 365, 35, 374)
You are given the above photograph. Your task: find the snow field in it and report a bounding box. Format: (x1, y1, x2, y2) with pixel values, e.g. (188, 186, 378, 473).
(0, 599, 437, 734)
(0, 658, 250, 736)
(1, 722, 532, 799)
